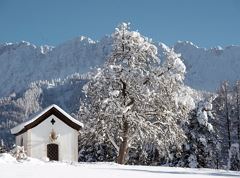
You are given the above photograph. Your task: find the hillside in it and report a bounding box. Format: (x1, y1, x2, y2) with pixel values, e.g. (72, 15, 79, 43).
(0, 37, 240, 99)
(0, 36, 111, 97)
(0, 74, 88, 146)
(174, 41, 240, 91)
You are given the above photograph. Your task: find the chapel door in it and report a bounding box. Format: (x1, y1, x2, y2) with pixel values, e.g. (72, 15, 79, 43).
(47, 143, 59, 161)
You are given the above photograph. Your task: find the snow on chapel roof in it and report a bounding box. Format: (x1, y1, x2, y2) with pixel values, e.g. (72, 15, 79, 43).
(11, 104, 83, 135)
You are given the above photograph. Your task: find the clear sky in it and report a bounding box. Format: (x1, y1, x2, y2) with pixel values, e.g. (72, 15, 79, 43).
(0, 0, 240, 48)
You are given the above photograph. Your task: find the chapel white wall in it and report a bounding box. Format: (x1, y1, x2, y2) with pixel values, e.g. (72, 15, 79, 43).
(26, 115, 79, 161)
(16, 131, 29, 154)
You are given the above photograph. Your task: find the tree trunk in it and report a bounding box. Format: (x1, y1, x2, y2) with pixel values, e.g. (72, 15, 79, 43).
(117, 79, 130, 164)
(216, 151, 219, 169)
(224, 82, 231, 149)
(117, 120, 129, 164)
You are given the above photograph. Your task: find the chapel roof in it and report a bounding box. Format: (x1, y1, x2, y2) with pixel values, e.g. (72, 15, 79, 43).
(11, 104, 83, 136)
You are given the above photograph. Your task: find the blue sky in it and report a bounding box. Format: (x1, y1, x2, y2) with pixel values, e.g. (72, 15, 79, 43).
(0, 0, 239, 47)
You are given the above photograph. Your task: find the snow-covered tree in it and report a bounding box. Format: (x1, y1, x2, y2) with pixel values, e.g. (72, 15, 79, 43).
(233, 81, 240, 151)
(228, 143, 240, 171)
(179, 99, 217, 168)
(0, 139, 7, 153)
(78, 142, 117, 162)
(212, 81, 234, 168)
(216, 81, 232, 149)
(80, 23, 189, 164)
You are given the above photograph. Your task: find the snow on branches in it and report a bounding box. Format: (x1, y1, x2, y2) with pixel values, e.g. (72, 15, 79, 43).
(80, 23, 190, 164)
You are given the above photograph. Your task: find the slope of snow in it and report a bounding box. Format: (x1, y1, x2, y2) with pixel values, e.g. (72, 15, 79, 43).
(0, 154, 239, 178)
(0, 36, 240, 96)
(174, 41, 240, 91)
(0, 36, 112, 97)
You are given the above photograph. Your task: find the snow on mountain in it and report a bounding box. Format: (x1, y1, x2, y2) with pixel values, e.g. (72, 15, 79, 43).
(0, 36, 112, 97)
(0, 37, 240, 98)
(174, 41, 240, 91)
(0, 153, 239, 178)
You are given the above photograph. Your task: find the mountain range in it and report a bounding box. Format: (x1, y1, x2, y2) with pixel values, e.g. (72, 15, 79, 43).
(0, 35, 240, 146)
(0, 36, 240, 98)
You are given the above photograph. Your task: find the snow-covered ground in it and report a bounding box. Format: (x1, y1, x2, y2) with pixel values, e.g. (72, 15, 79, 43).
(1, 154, 239, 178)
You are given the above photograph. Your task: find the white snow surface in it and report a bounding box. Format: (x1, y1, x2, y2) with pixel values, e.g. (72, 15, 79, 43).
(0, 153, 239, 178)
(11, 104, 83, 134)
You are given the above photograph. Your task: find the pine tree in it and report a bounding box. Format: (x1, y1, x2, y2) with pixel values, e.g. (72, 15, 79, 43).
(228, 143, 240, 171)
(213, 81, 233, 168)
(180, 99, 217, 168)
(233, 81, 240, 152)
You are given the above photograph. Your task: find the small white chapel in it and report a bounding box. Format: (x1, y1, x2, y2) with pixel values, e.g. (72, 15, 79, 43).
(11, 104, 83, 162)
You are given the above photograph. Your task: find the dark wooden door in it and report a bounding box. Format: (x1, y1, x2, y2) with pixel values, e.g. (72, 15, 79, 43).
(47, 144, 59, 161)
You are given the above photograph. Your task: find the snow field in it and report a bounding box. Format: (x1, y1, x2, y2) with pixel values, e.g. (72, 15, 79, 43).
(0, 154, 239, 178)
